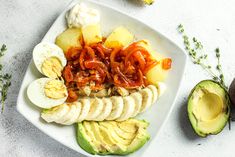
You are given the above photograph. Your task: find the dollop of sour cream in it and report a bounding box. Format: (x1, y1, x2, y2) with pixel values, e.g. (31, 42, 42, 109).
(66, 3, 100, 28)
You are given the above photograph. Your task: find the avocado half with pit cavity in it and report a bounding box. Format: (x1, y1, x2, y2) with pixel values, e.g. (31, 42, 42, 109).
(76, 119, 150, 155)
(188, 80, 230, 137)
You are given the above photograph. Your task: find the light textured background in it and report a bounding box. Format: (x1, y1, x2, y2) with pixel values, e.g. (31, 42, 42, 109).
(0, 0, 235, 156)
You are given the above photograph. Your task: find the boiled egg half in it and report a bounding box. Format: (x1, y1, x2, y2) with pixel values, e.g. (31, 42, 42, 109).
(33, 42, 67, 78)
(27, 78, 68, 108)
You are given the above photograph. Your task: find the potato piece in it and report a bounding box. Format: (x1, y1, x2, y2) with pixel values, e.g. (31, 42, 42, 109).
(138, 40, 169, 82)
(136, 40, 163, 60)
(82, 24, 102, 45)
(55, 28, 82, 53)
(104, 26, 134, 48)
(146, 60, 168, 82)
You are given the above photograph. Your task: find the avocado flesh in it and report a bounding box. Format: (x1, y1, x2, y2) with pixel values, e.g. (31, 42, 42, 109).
(76, 119, 150, 155)
(99, 122, 132, 145)
(188, 80, 230, 137)
(117, 119, 149, 133)
(76, 123, 97, 155)
(83, 122, 110, 154)
(125, 128, 150, 155)
(89, 122, 113, 153)
(104, 121, 135, 140)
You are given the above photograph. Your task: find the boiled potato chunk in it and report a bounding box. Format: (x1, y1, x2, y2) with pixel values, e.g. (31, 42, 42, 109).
(138, 40, 169, 82)
(55, 28, 82, 53)
(104, 26, 134, 48)
(136, 40, 163, 60)
(146, 61, 168, 82)
(82, 24, 102, 45)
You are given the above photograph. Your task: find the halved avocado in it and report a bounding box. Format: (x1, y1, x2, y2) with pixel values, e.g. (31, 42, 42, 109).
(76, 119, 150, 155)
(188, 80, 230, 137)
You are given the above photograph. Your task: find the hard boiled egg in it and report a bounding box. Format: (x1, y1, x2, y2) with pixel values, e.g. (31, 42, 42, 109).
(33, 42, 67, 78)
(27, 77, 68, 108)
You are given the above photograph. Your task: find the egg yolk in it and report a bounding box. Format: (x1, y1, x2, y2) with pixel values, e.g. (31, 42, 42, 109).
(41, 57, 63, 78)
(44, 80, 67, 99)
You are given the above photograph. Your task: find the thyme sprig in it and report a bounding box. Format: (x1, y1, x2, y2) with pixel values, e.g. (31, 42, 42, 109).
(177, 24, 227, 90)
(0, 44, 11, 113)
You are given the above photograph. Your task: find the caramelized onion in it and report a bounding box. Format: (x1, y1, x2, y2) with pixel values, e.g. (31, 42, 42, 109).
(62, 41, 169, 102)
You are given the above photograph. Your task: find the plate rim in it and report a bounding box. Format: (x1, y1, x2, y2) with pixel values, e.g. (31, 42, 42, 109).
(16, 0, 187, 156)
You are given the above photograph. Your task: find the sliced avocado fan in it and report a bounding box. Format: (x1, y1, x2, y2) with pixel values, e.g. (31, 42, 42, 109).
(188, 80, 230, 137)
(76, 119, 150, 155)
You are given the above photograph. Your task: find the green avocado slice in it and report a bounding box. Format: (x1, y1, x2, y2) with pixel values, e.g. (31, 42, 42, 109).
(76, 123, 97, 155)
(76, 119, 150, 155)
(83, 121, 110, 154)
(99, 121, 132, 145)
(104, 121, 136, 140)
(89, 122, 113, 153)
(188, 80, 230, 137)
(124, 128, 150, 155)
(117, 119, 149, 133)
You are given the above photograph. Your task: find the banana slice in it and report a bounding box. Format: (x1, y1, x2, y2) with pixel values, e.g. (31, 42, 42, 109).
(85, 98, 104, 120)
(41, 104, 69, 123)
(116, 96, 135, 121)
(140, 88, 153, 113)
(77, 98, 91, 122)
(130, 92, 142, 117)
(62, 102, 82, 125)
(55, 103, 76, 124)
(95, 98, 113, 121)
(156, 82, 167, 97)
(147, 85, 158, 103)
(105, 96, 124, 120)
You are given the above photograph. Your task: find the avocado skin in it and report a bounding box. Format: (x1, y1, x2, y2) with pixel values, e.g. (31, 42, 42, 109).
(187, 80, 231, 137)
(76, 119, 150, 155)
(76, 123, 97, 155)
(119, 130, 150, 155)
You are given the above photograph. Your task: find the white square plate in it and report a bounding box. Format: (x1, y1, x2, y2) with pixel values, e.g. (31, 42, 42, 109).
(17, 0, 187, 156)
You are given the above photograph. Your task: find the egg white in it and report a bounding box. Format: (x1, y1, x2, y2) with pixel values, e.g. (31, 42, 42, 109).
(27, 77, 68, 109)
(33, 42, 67, 77)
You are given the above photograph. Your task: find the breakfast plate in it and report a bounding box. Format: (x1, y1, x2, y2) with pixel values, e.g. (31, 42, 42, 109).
(16, 0, 187, 156)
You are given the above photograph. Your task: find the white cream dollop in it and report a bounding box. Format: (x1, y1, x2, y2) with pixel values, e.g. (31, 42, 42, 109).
(66, 3, 100, 28)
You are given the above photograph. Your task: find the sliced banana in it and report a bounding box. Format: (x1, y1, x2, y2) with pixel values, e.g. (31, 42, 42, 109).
(62, 102, 82, 125)
(95, 98, 113, 121)
(147, 85, 158, 103)
(105, 96, 124, 120)
(77, 98, 91, 122)
(130, 92, 142, 117)
(55, 103, 76, 124)
(85, 98, 104, 120)
(41, 104, 70, 123)
(140, 88, 153, 113)
(156, 82, 167, 97)
(116, 96, 135, 121)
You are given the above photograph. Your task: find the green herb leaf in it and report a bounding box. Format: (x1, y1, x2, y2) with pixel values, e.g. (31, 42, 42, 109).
(0, 44, 11, 113)
(177, 24, 227, 90)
